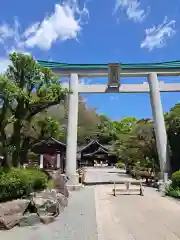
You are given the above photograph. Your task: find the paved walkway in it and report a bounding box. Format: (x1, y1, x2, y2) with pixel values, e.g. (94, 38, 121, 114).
(2, 167, 180, 239)
(84, 167, 139, 184)
(95, 185, 180, 240)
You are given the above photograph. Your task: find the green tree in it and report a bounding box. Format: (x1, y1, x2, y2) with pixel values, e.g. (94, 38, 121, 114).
(37, 116, 64, 140)
(98, 116, 137, 144)
(112, 118, 159, 173)
(1, 53, 68, 167)
(18, 114, 65, 164)
(165, 104, 180, 173)
(0, 75, 25, 167)
(77, 97, 102, 144)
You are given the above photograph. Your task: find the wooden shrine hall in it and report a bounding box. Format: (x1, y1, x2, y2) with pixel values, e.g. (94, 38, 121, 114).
(30, 137, 66, 171)
(77, 140, 116, 167)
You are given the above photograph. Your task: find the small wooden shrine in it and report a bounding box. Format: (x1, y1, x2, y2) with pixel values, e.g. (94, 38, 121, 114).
(30, 137, 66, 171)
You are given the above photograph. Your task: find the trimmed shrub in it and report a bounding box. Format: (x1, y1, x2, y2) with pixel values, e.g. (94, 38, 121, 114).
(165, 171, 180, 199)
(165, 184, 180, 198)
(171, 170, 180, 188)
(0, 168, 48, 202)
(168, 188, 180, 198)
(116, 161, 124, 169)
(47, 179, 56, 189)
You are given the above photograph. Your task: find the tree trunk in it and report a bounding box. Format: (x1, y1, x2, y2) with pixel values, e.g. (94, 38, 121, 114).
(19, 138, 31, 165)
(1, 147, 9, 168)
(12, 120, 22, 167)
(0, 102, 11, 168)
(0, 127, 10, 168)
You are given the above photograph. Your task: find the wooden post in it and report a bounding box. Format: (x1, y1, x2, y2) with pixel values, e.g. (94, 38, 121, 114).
(57, 153, 61, 169)
(40, 154, 44, 169)
(140, 182, 144, 196)
(125, 181, 130, 193)
(113, 181, 116, 196)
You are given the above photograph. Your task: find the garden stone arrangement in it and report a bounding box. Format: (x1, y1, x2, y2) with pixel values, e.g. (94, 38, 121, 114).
(0, 173, 69, 230)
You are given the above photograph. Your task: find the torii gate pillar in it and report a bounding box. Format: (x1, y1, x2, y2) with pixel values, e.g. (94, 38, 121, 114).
(148, 73, 169, 183)
(65, 73, 80, 188)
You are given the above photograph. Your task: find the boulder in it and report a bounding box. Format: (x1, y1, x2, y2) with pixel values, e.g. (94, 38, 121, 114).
(18, 213, 41, 227)
(0, 186, 69, 230)
(31, 190, 61, 217)
(40, 215, 55, 224)
(0, 199, 30, 217)
(56, 192, 68, 208)
(52, 171, 69, 198)
(45, 201, 59, 216)
(0, 199, 30, 230)
(0, 213, 22, 230)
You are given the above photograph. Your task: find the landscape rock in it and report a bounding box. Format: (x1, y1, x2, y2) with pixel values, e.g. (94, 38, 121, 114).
(0, 199, 30, 230)
(56, 192, 68, 208)
(0, 185, 69, 230)
(40, 215, 55, 224)
(52, 171, 69, 198)
(0, 199, 30, 217)
(18, 213, 41, 227)
(32, 190, 60, 217)
(0, 213, 22, 230)
(44, 200, 60, 217)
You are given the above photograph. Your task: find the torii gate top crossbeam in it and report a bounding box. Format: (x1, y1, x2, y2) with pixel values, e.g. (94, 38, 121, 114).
(38, 60, 180, 77)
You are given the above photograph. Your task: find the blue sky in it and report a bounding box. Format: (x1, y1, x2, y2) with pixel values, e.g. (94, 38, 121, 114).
(0, 0, 180, 120)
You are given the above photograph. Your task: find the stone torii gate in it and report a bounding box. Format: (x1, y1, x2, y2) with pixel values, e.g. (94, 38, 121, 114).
(38, 60, 180, 187)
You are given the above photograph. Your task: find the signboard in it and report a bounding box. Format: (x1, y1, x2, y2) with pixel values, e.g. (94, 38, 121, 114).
(108, 63, 121, 87)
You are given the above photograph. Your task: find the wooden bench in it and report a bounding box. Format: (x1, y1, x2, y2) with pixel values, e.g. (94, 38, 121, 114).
(112, 181, 144, 196)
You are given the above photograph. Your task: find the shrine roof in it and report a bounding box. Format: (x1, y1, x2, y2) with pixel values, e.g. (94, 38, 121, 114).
(77, 140, 112, 153)
(82, 147, 109, 157)
(31, 137, 66, 154)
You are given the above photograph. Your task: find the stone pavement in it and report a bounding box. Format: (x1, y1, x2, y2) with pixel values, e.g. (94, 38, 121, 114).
(84, 167, 139, 184)
(95, 185, 180, 240)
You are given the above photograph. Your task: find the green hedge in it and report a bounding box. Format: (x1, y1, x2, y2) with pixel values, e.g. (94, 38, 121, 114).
(166, 170, 180, 198)
(116, 161, 124, 169)
(166, 185, 180, 198)
(171, 170, 180, 188)
(0, 168, 48, 202)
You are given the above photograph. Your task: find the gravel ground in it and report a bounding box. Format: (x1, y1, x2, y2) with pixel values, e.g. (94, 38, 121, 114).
(0, 186, 98, 240)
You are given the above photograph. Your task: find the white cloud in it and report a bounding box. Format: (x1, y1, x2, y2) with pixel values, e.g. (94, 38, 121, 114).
(113, 0, 148, 22)
(141, 17, 176, 51)
(0, 59, 11, 73)
(0, 0, 88, 73)
(0, 24, 14, 43)
(23, 23, 40, 39)
(25, 2, 88, 50)
(0, 19, 31, 73)
(0, 0, 88, 54)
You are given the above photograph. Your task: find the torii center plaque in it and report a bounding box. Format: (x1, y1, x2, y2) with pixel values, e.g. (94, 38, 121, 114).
(108, 63, 121, 87)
